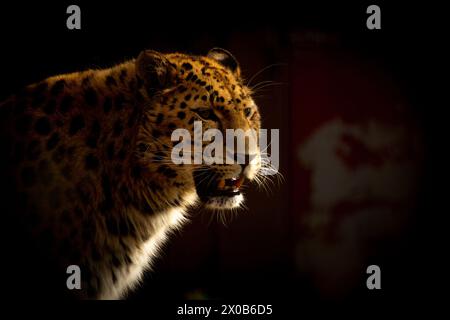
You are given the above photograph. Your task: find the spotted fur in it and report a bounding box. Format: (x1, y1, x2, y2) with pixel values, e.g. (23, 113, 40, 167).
(0, 48, 261, 299)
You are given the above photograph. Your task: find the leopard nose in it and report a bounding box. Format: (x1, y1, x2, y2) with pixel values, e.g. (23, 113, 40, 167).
(235, 153, 257, 164)
(240, 163, 248, 175)
(237, 153, 257, 175)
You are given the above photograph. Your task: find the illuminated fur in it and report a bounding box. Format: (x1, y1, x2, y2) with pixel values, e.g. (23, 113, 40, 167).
(0, 48, 261, 299)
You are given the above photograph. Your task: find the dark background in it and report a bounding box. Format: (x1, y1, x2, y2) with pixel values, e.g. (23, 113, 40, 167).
(0, 0, 444, 312)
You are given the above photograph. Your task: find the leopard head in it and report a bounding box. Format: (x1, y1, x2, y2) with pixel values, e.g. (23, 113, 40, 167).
(135, 48, 262, 210)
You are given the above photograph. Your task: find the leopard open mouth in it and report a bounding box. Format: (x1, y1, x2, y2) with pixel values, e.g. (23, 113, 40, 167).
(193, 169, 245, 206)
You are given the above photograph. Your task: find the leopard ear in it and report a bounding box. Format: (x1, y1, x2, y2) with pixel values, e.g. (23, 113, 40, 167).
(207, 48, 241, 77)
(136, 50, 175, 92)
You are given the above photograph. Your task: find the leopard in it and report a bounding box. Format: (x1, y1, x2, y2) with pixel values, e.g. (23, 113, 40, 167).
(0, 48, 262, 300)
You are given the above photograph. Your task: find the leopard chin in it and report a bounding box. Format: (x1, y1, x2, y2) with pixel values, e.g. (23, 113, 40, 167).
(203, 194, 244, 209)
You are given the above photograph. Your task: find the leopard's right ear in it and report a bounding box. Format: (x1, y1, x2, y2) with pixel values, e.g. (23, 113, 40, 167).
(136, 50, 175, 92)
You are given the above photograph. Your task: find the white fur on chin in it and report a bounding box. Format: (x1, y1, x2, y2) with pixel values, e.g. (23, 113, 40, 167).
(204, 194, 244, 209)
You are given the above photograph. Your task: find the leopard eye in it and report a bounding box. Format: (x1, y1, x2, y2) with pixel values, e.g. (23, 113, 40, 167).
(194, 108, 217, 121)
(244, 107, 252, 118)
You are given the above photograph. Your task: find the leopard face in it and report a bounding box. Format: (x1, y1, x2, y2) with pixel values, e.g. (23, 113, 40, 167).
(135, 48, 262, 210)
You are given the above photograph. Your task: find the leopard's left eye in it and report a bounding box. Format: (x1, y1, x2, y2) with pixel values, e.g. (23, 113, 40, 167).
(194, 108, 218, 121)
(244, 107, 252, 118)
